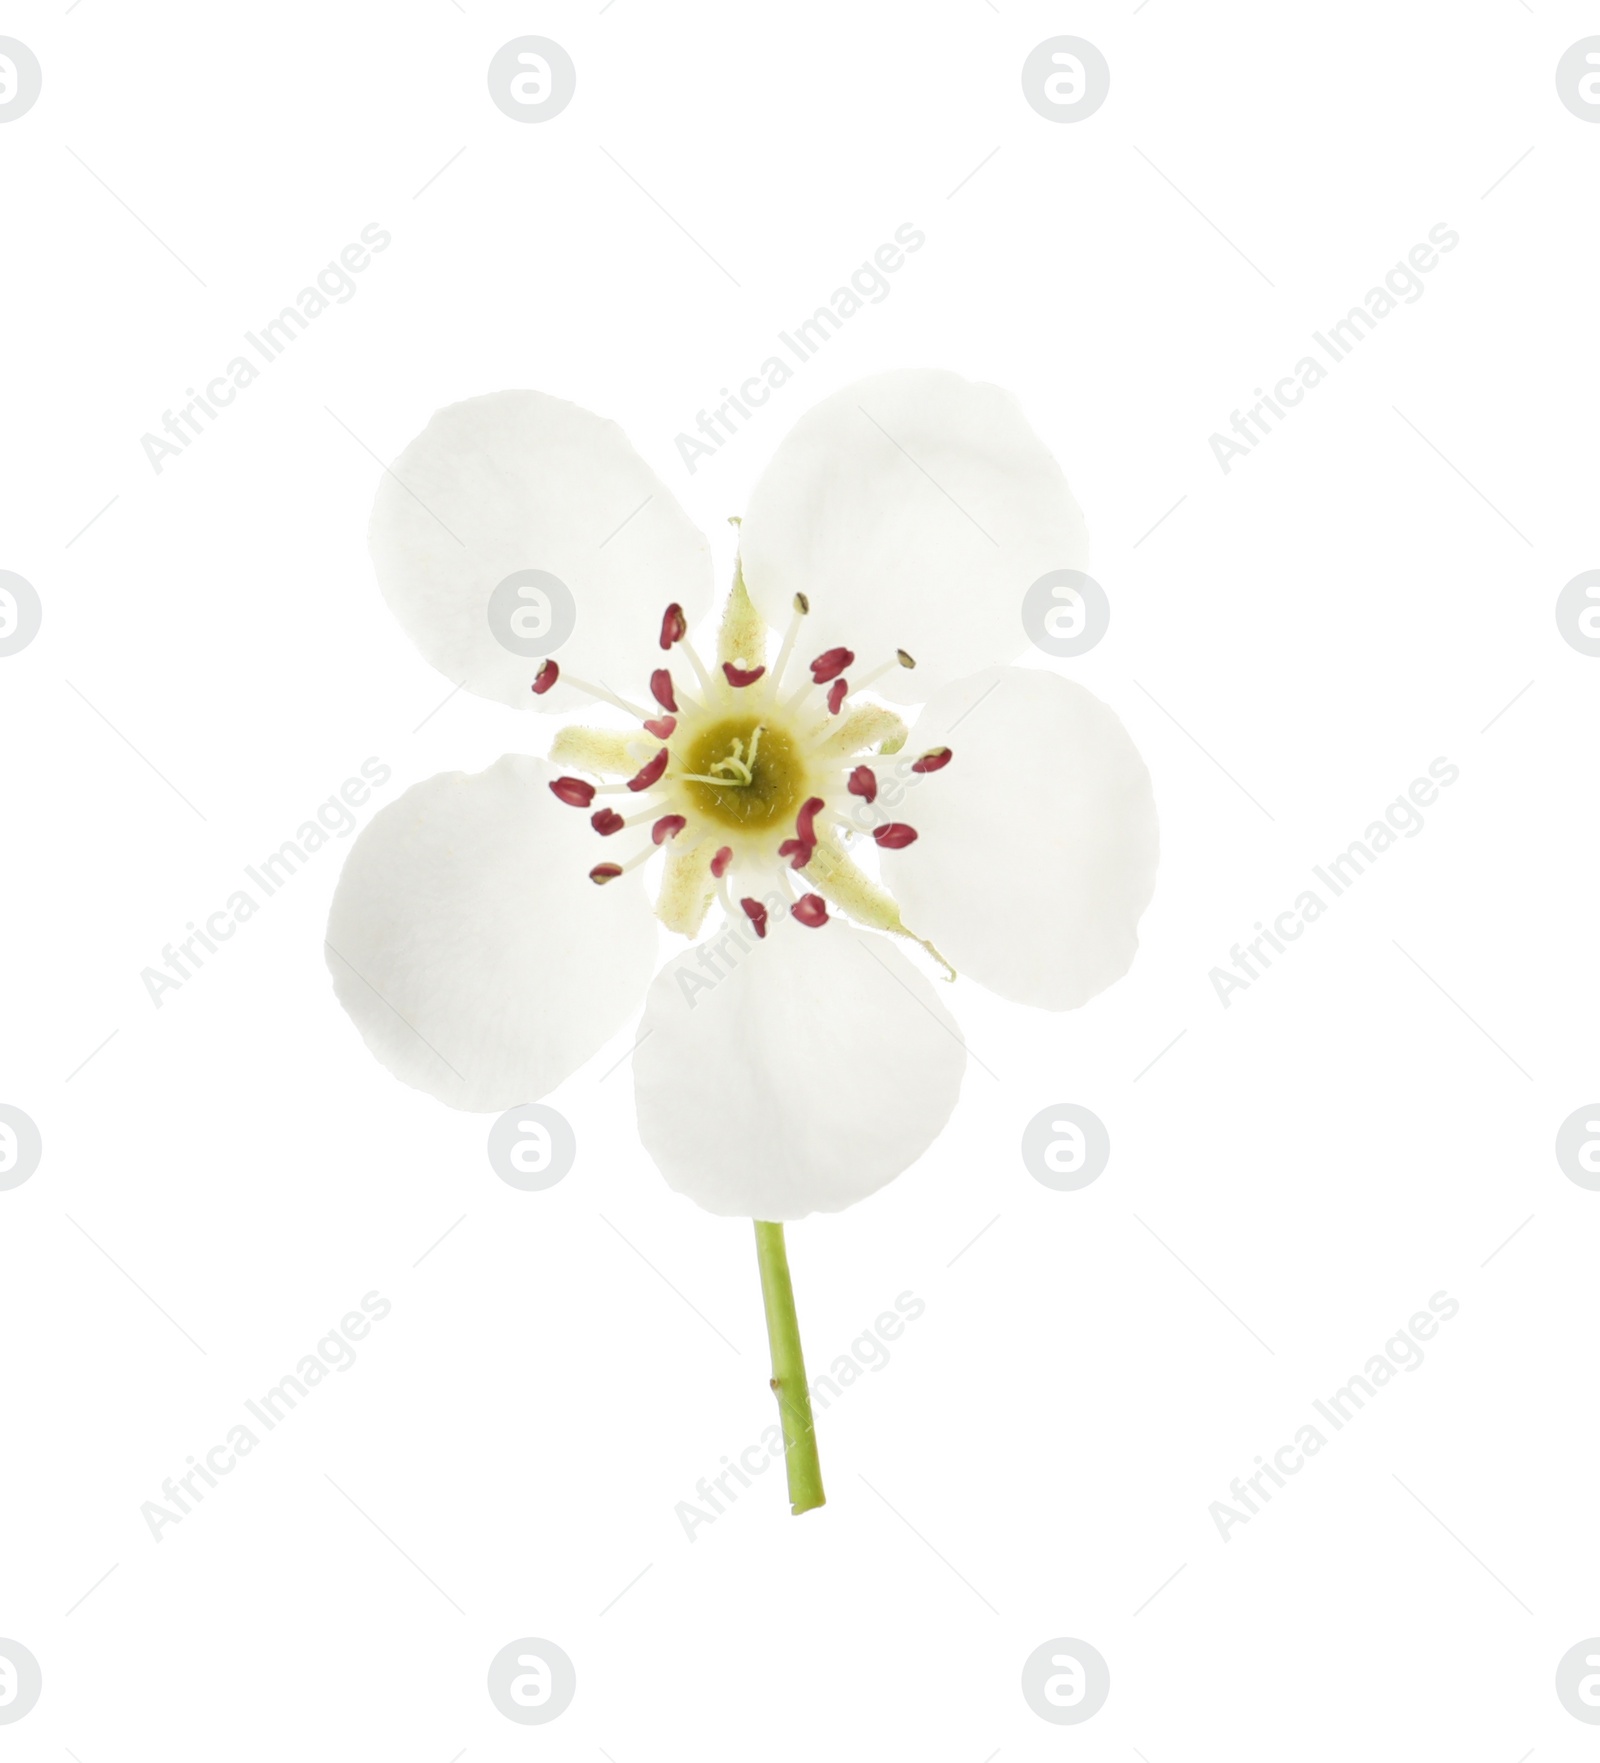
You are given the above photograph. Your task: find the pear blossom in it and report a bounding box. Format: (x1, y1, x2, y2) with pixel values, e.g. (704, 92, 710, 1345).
(324, 370, 1159, 1513)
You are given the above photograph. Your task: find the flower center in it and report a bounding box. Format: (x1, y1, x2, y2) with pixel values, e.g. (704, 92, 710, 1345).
(678, 717, 806, 830)
(535, 583, 955, 963)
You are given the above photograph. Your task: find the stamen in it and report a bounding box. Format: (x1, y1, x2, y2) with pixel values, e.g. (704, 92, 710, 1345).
(911, 746, 953, 773)
(848, 765, 877, 802)
(531, 659, 559, 695)
(872, 823, 918, 849)
(550, 777, 596, 808)
(740, 897, 769, 939)
(650, 669, 678, 712)
(626, 749, 669, 792)
(711, 846, 733, 878)
(723, 661, 766, 688)
(851, 649, 918, 692)
(643, 715, 677, 739)
(766, 592, 809, 698)
(809, 646, 854, 684)
(791, 894, 829, 928)
(560, 673, 648, 719)
(591, 808, 625, 836)
(826, 678, 848, 715)
(682, 643, 714, 694)
(657, 603, 716, 693)
(777, 795, 825, 870)
(592, 842, 657, 884)
(652, 814, 687, 844)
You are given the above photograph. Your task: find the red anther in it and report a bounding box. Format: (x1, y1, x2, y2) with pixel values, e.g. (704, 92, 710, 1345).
(589, 863, 623, 884)
(627, 748, 669, 792)
(550, 776, 596, 808)
(848, 765, 878, 802)
(777, 796, 824, 870)
(591, 808, 625, 836)
(911, 746, 953, 773)
(872, 823, 918, 849)
(711, 846, 733, 878)
(650, 668, 678, 712)
(643, 715, 677, 739)
(791, 893, 829, 928)
(652, 814, 687, 845)
(809, 646, 854, 684)
(722, 661, 766, 688)
(740, 897, 769, 939)
(659, 603, 686, 649)
(827, 678, 848, 715)
(531, 659, 560, 695)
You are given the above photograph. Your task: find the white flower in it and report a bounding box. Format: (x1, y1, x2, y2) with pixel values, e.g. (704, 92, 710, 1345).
(326, 370, 1159, 1222)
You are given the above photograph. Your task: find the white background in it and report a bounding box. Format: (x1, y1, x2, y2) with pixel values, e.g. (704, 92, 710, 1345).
(3, 2, 1598, 1757)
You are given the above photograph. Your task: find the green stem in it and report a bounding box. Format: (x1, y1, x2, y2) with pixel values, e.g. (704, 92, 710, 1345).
(753, 1221, 826, 1516)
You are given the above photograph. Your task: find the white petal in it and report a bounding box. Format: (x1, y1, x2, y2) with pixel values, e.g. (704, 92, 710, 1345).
(739, 370, 1087, 700)
(634, 916, 966, 1219)
(326, 755, 658, 1111)
(880, 667, 1158, 1010)
(370, 391, 713, 712)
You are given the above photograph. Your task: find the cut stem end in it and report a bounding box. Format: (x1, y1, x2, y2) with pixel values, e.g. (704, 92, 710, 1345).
(753, 1220, 826, 1517)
